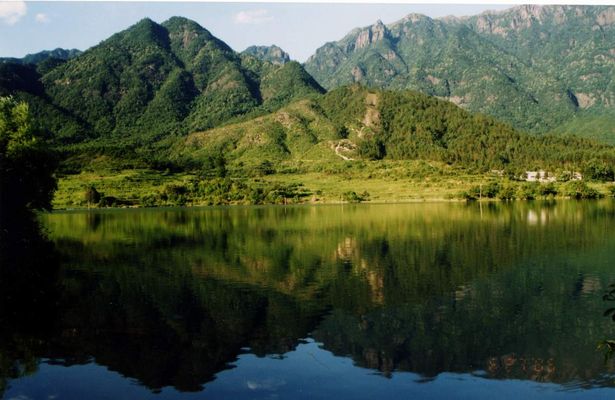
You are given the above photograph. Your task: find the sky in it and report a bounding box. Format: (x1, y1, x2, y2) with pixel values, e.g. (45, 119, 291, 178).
(0, 1, 607, 62)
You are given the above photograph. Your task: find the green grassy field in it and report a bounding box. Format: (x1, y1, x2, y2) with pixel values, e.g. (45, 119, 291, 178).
(52, 159, 614, 210)
(53, 169, 195, 209)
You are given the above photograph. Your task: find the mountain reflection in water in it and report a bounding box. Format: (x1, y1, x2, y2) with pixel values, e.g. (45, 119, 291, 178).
(2, 202, 615, 398)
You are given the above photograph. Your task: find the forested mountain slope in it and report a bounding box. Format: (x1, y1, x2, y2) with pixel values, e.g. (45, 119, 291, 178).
(304, 5, 615, 141)
(176, 85, 615, 173)
(0, 17, 323, 159)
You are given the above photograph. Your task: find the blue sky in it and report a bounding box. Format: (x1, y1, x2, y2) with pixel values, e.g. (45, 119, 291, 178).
(0, 2, 517, 61)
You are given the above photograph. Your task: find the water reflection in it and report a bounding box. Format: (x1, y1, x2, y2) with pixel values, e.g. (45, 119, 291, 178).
(0, 210, 61, 396)
(4, 202, 615, 397)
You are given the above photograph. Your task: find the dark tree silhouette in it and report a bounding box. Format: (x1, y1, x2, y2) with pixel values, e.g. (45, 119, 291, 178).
(0, 97, 57, 213)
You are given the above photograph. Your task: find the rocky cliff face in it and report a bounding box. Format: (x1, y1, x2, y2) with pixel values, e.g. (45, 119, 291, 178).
(353, 20, 388, 50)
(304, 5, 615, 137)
(466, 5, 615, 36)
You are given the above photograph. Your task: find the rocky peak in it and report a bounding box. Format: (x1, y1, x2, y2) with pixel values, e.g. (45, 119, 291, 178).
(163, 16, 205, 30)
(242, 45, 290, 65)
(162, 16, 214, 46)
(596, 8, 615, 27)
(400, 13, 431, 24)
(354, 19, 389, 50)
(515, 4, 547, 20)
(470, 5, 610, 35)
(472, 5, 549, 35)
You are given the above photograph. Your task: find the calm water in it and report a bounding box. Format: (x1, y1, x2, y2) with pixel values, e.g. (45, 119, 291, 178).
(3, 202, 615, 399)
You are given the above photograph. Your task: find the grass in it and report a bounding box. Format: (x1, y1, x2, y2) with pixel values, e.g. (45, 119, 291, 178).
(52, 159, 615, 210)
(52, 160, 476, 209)
(53, 169, 194, 209)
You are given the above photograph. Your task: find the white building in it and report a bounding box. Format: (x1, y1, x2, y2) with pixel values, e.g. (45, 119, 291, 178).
(524, 170, 556, 182)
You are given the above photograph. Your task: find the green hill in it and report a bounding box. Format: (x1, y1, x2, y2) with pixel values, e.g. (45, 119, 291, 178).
(304, 5, 615, 140)
(0, 17, 324, 167)
(175, 85, 615, 173)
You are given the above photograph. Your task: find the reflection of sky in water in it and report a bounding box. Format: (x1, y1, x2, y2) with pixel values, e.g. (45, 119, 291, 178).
(6, 340, 615, 400)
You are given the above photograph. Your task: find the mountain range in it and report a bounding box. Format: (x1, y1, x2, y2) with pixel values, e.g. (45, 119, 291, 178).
(1, 5, 614, 172)
(304, 5, 615, 140)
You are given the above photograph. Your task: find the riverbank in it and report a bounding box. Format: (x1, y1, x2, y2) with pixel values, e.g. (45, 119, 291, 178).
(51, 160, 614, 210)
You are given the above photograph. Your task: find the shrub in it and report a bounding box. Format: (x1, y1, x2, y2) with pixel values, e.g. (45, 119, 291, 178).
(539, 182, 558, 197)
(98, 196, 120, 207)
(358, 138, 386, 160)
(249, 187, 265, 204)
(483, 182, 500, 198)
(256, 160, 276, 176)
(583, 159, 614, 182)
(497, 184, 516, 200)
(562, 181, 601, 199)
(162, 183, 189, 206)
(336, 124, 349, 139)
(199, 155, 227, 179)
(342, 191, 369, 203)
(140, 194, 158, 207)
(84, 186, 101, 205)
(516, 182, 539, 200)
(460, 190, 477, 201)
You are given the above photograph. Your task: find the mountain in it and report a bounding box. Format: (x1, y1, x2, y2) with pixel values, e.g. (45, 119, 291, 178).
(304, 5, 615, 141)
(175, 85, 614, 172)
(242, 45, 290, 65)
(0, 48, 83, 76)
(0, 48, 82, 65)
(0, 17, 323, 160)
(2, 11, 614, 176)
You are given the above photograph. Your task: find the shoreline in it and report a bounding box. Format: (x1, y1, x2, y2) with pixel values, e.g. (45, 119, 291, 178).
(49, 195, 613, 213)
(50, 165, 614, 211)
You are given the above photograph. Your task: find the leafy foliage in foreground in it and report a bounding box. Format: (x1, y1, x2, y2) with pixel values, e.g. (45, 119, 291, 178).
(0, 97, 57, 212)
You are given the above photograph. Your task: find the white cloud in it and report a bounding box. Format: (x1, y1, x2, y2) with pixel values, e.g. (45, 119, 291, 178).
(0, 0, 27, 25)
(35, 12, 49, 23)
(246, 378, 285, 391)
(8, 395, 33, 400)
(233, 9, 273, 25)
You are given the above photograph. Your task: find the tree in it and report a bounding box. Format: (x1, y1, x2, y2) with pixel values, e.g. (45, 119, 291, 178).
(256, 160, 275, 176)
(0, 97, 57, 212)
(84, 186, 101, 206)
(583, 158, 614, 182)
(199, 155, 227, 179)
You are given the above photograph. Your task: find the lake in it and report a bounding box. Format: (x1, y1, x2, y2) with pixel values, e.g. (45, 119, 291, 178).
(2, 202, 615, 399)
